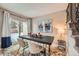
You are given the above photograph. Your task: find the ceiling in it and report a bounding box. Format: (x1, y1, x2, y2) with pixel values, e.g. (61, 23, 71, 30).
(0, 3, 68, 17)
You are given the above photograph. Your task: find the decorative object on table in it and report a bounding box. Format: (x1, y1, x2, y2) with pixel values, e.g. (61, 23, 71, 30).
(29, 33, 42, 38)
(32, 33, 38, 38)
(37, 33, 42, 38)
(28, 32, 32, 36)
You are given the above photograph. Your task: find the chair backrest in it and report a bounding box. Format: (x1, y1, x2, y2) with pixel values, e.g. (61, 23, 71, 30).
(58, 40, 66, 46)
(28, 41, 43, 54)
(17, 38, 26, 47)
(10, 47, 21, 56)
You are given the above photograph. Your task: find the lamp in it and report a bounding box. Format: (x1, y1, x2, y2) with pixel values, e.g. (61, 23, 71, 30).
(57, 27, 65, 40)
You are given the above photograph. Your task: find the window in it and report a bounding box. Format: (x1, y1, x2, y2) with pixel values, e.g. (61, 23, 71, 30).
(20, 22, 28, 36)
(10, 20, 19, 34)
(10, 18, 28, 43)
(10, 19, 19, 43)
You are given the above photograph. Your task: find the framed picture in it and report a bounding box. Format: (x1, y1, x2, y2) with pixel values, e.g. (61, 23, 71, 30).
(38, 19, 52, 33)
(38, 23, 43, 32)
(45, 22, 52, 33)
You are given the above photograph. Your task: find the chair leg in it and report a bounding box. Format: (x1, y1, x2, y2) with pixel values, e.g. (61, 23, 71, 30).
(1, 49, 5, 56)
(22, 48, 25, 56)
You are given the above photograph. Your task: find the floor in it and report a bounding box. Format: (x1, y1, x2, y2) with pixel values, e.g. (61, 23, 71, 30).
(0, 38, 66, 56)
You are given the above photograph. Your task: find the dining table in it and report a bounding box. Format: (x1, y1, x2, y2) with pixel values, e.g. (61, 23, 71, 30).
(19, 35, 54, 56)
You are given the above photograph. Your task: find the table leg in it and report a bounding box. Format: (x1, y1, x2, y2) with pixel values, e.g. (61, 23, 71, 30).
(43, 48, 46, 56)
(42, 44, 46, 56)
(48, 45, 51, 56)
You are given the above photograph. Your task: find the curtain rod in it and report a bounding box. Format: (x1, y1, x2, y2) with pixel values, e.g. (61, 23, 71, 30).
(0, 7, 31, 20)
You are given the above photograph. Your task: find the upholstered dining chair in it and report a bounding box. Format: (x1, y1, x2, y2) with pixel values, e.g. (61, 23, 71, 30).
(58, 40, 66, 51)
(17, 38, 29, 56)
(28, 41, 45, 56)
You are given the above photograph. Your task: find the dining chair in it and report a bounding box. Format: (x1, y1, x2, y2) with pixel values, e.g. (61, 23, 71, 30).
(58, 40, 66, 51)
(10, 47, 20, 56)
(28, 41, 45, 56)
(17, 38, 29, 56)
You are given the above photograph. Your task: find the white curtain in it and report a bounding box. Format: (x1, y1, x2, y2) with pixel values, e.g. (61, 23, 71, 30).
(0, 11, 12, 49)
(2, 11, 11, 37)
(0, 10, 4, 47)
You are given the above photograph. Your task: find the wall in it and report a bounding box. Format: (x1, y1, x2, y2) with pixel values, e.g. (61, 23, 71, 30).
(32, 10, 67, 40)
(51, 10, 67, 41)
(32, 16, 53, 36)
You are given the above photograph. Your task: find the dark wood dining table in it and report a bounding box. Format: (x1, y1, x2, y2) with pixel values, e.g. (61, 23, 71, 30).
(19, 35, 54, 56)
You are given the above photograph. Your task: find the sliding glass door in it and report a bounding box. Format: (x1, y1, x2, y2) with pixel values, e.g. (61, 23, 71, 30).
(10, 19, 19, 43)
(19, 21, 28, 36)
(10, 18, 28, 43)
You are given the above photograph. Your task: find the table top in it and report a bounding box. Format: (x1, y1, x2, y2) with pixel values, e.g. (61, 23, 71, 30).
(19, 35, 54, 45)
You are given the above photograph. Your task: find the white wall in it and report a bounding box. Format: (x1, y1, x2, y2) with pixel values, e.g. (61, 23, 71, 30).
(32, 10, 67, 40)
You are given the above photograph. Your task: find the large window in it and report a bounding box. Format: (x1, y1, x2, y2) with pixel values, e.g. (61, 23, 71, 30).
(10, 19, 28, 43)
(10, 20, 19, 34)
(10, 19, 19, 43)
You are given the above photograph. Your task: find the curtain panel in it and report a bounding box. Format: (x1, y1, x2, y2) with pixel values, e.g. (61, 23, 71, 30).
(0, 9, 4, 47)
(1, 11, 12, 48)
(0, 10, 31, 48)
